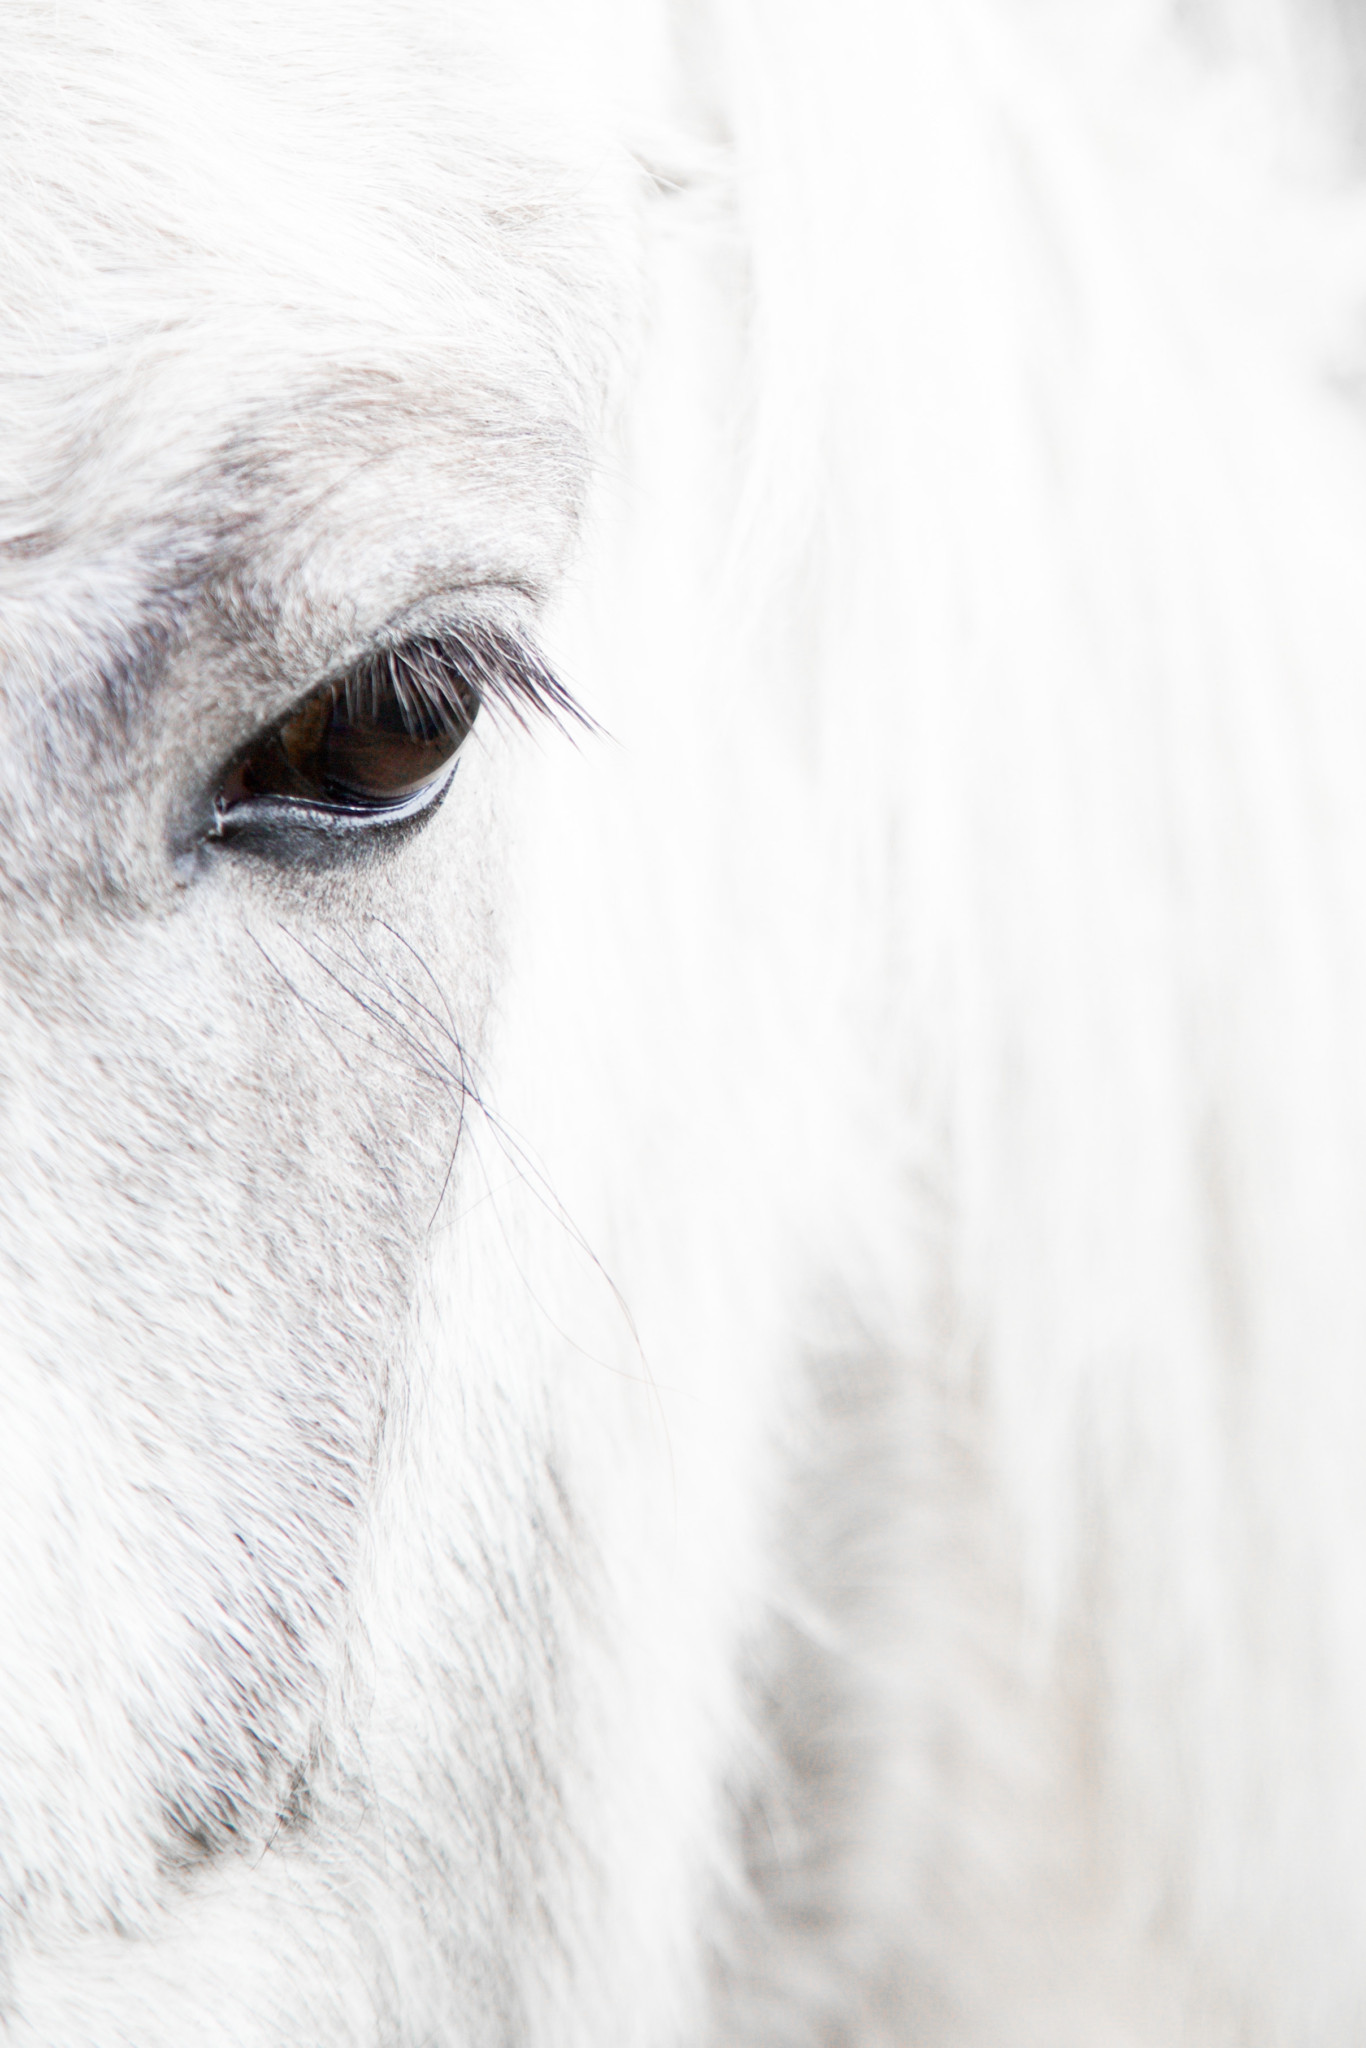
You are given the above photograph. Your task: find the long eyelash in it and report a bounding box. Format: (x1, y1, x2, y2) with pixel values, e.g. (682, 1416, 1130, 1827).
(338, 622, 590, 741)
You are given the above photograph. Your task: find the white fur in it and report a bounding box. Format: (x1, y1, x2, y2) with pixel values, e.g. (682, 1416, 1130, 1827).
(2, 1, 1366, 2040)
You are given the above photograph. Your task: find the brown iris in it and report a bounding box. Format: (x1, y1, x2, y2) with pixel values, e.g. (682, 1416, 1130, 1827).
(218, 639, 481, 821)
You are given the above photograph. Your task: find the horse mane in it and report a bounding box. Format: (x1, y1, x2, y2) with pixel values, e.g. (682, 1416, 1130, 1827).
(578, 3, 1366, 2027)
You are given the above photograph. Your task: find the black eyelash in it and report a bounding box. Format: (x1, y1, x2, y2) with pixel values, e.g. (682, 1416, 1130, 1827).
(346, 620, 588, 741)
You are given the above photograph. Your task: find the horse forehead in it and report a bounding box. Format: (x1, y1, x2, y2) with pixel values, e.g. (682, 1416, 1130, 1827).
(0, 6, 636, 644)
(0, 2, 627, 296)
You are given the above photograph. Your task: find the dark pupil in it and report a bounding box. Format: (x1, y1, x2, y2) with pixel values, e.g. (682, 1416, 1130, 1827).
(228, 645, 478, 812)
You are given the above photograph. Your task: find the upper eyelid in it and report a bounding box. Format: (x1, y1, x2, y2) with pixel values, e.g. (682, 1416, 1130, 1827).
(204, 607, 573, 753)
(207, 575, 538, 710)
(229, 616, 589, 773)
(347, 619, 589, 738)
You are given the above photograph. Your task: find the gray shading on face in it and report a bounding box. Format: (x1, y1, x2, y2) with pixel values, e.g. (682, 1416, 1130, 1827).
(0, 5, 635, 1974)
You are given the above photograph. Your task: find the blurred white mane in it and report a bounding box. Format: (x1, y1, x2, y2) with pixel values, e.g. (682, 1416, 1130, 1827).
(3, 1, 1366, 2041)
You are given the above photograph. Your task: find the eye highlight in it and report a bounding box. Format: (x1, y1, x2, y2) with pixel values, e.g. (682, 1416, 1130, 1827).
(212, 622, 581, 840)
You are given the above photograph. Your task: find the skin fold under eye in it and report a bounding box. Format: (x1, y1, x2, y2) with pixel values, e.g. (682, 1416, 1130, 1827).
(214, 636, 483, 833)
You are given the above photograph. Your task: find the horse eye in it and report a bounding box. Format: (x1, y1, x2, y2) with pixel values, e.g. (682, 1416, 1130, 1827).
(214, 640, 480, 835)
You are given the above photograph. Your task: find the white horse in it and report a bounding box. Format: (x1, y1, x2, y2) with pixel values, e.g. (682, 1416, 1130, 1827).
(4, 1, 1366, 2040)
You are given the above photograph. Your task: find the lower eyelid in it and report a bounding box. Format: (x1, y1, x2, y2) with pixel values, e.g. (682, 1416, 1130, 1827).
(209, 757, 461, 847)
